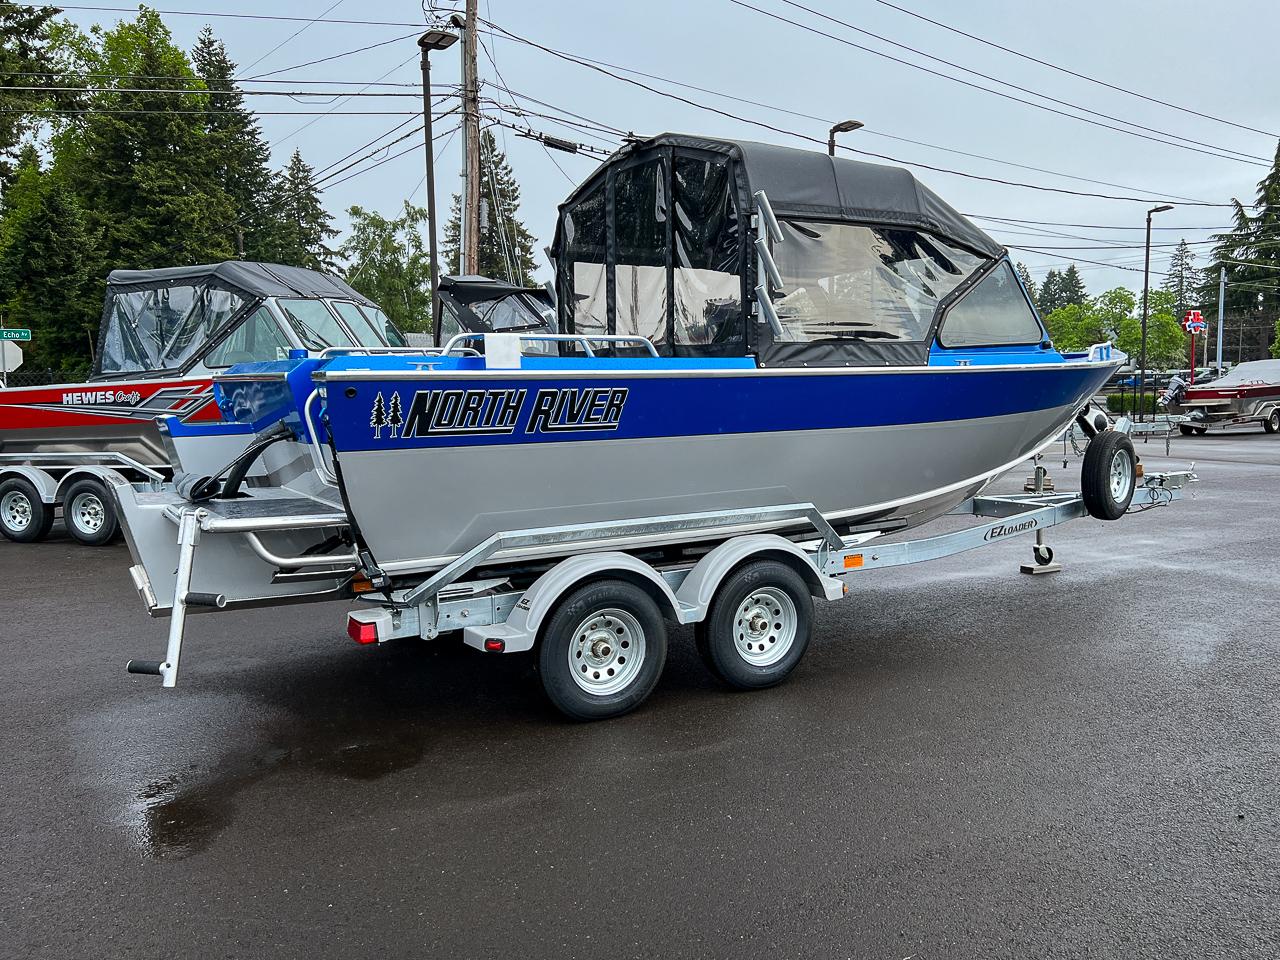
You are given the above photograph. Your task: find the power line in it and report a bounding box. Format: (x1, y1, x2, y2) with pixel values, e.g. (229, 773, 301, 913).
(865, 0, 1279, 141)
(477, 36, 1213, 204)
(0, 69, 417, 86)
(480, 18, 1236, 207)
(242, 32, 425, 81)
(729, 0, 1269, 167)
(0, 83, 449, 98)
(0, 3, 425, 27)
(238, 0, 348, 75)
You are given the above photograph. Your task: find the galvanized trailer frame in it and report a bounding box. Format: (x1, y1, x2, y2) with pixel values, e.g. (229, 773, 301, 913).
(124, 464, 1195, 688)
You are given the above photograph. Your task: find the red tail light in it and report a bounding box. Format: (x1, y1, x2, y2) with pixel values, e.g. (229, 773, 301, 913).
(347, 617, 379, 645)
(483, 638, 505, 653)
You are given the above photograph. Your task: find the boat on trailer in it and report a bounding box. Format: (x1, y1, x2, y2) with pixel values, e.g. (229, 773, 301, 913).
(113, 134, 1196, 719)
(1161, 359, 1280, 435)
(0, 261, 405, 545)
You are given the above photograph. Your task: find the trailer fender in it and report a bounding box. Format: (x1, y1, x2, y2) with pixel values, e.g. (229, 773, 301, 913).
(675, 534, 845, 618)
(54, 465, 131, 501)
(0, 466, 58, 504)
(462, 551, 683, 654)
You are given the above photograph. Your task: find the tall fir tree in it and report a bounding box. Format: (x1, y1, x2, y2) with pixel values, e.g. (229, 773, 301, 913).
(1058, 264, 1087, 307)
(271, 149, 338, 270)
(1038, 268, 1064, 314)
(1014, 261, 1038, 311)
(0, 149, 98, 373)
(443, 130, 537, 284)
(51, 7, 236, 269)
(191, 25, 275, 260)
(1161, 239, 1200, 318)
(0, 4, 73, 183)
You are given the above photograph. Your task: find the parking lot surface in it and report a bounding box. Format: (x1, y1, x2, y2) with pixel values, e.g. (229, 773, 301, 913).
(2, 432, 1277, 959)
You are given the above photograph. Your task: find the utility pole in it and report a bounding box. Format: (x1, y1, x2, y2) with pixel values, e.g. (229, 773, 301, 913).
(461, 0, 481, 276)
(1216, 266, 1226, 371)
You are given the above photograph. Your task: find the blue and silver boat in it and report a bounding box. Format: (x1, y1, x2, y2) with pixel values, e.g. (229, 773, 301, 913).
(117, 134, 1123, 604)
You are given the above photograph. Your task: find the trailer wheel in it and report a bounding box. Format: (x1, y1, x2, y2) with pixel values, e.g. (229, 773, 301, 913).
(696, 560, 813, 690)
(0, 477, 54, 543)
(538, 579, 668, 721)
(1178, 424, 1196, 437)
(1081, 431, 1137, 521)
(61, 478, 120, 546)
(1264, 410, 1280, 434)
(1194, 427, 1208, 435)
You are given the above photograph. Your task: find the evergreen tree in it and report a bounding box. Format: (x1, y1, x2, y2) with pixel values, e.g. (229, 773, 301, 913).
(0, 4, 72, 183)
(0, 149, 98, 373)
(1161, 239, 1200, 318)
(1014, 261, 1038, 310)
(341, 202, 433, 332)
(1058, 264, 1087, 306)
(271, 149, 338, 270)
(51, 7, 236, 269)
(443, 130, 537, 284)
(191, 25, 275, 260)
(1038, 269, 1064, 314)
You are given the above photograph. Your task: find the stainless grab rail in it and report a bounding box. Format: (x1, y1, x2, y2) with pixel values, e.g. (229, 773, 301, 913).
(438, 332, 661, 359)
(303, 389, 338, 485)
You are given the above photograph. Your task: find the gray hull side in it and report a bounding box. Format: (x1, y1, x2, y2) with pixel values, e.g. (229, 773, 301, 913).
(338, 405, 1071, 571)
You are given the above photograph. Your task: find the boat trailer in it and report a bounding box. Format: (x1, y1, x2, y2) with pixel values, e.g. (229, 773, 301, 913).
(120, 450, 1196, 713)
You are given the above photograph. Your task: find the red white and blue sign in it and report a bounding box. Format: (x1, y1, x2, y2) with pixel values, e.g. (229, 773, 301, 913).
(1183, 309, 1207, 334)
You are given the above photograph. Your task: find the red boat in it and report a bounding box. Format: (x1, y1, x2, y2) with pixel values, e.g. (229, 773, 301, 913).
(0, 262, 404, 545)
(1162, 359, 1280, 435)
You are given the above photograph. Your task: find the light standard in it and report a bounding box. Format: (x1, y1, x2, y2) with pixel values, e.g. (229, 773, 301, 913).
(418, 28, 459, 341)
(828, 119, 863, 156)
(1138, 203, 1174, 420)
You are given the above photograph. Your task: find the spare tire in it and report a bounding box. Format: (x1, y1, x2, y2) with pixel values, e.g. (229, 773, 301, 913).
(1081, 431, 1137, 521)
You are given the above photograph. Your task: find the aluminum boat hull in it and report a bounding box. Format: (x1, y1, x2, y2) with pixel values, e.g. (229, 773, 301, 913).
(318, 360, 1115, 574)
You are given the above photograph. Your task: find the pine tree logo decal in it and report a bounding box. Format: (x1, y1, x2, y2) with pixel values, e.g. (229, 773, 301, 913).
(370, 391, 386, 439)
(387, 391, 403, 439)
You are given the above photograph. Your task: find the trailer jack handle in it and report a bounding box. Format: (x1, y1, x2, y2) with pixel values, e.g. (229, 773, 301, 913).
(124, 508, 214, 687)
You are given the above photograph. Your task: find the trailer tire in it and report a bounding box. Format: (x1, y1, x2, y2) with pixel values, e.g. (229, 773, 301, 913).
(1264, 410, 1279, 434)
(1081, 431, 1137, 521)
(61, 478, 120, 546)
(1178, 424, 1196, 437)
(538, 579, 667, 721)
(0, 477, 55, 543)
(696, 560, 813, 690)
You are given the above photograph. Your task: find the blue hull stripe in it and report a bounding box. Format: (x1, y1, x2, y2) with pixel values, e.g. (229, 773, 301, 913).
(328, 365, 1112, 452)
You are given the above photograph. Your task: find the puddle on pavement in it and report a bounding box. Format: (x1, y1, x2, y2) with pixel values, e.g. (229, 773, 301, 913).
(127, 736, 428, 860)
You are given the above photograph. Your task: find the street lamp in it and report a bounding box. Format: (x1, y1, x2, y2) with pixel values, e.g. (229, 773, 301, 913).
(419, 29, 459, 340)
(1138, 203, 1174, 421)
(828, 119, 863, 156)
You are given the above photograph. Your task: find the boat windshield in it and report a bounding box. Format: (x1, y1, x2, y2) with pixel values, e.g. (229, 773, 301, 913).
(772, 221, 983, 342)
(98, 283, 248, 375)
(278, 298, 355, 349)
(330, 300, 407, 347)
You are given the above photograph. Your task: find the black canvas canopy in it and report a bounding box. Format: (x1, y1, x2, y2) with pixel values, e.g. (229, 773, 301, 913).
(550, 133, 1015, 366)
(107, 261, 375, 306)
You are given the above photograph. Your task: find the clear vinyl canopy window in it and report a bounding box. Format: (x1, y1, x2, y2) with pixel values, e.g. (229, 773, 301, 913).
(771, 221, 983, 343)
(939, 260, 1045, 348)
(98, 282, 247, 375)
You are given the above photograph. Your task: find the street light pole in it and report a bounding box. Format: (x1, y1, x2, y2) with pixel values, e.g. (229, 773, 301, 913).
(1138, 203, 1174, 421)
(418, 29, 459, 341)
(827, 119, 863, 156)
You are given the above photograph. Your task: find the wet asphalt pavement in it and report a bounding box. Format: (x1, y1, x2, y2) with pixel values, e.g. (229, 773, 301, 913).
(1, 431, 1278, 959)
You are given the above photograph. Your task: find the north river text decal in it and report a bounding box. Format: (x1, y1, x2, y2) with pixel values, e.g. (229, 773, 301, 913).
(370, 387, 628, 440)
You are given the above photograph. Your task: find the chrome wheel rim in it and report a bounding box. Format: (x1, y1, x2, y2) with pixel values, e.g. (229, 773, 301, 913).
(734, 587, 797, 667)
(1109, 449, 1134, 502)
(2, 490, 32, 532)
(70, 491, 105, 535)
(569, 607, 645, 695)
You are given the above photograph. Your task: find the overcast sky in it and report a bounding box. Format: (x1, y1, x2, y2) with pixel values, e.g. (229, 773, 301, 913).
(56, 0, 1280, 296)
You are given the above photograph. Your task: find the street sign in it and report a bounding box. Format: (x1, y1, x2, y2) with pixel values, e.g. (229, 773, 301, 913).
(0, 328, 31, 341)
(0, 342, 23, 373)
(1183, 309, 1206, 335)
